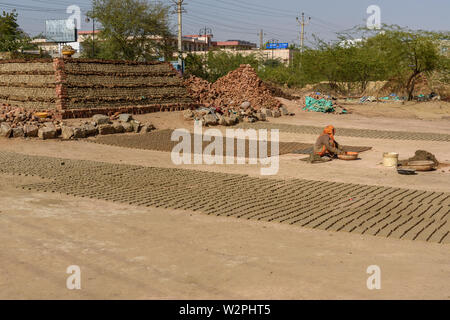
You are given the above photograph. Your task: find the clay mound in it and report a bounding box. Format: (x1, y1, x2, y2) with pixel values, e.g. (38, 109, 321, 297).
(398, 150, 440, 167)
(407, 150, 439, 166)
(184, 64, 281, 111)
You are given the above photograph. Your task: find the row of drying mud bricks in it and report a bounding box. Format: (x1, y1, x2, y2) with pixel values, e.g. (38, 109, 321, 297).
(1, 151, 447, 243)
(60, 103, 199, 119)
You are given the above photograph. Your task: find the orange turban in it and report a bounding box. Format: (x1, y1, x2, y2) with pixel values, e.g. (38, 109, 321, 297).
(323, 125, 335, 140)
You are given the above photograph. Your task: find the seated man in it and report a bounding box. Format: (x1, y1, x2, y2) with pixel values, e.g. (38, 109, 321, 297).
(310, 125, 344, 162)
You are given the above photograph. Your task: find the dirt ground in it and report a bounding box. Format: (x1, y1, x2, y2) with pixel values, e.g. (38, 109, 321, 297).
(0, 99, 449, 299)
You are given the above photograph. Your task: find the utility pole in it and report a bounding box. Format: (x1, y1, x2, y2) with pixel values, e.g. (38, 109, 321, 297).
(92, 17, 95, 57)
(296, 12, 311, 53)
(172, 0, 185, 73)
(85, 16, 95, 58)
(257, 29, 266, 50)
(199, 27, 212, 50)
(268, 38, 278, 62)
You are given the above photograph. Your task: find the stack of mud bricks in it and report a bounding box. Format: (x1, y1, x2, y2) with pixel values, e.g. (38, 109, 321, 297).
(54, 58, 197, 119)
(0, 58, 199, 119)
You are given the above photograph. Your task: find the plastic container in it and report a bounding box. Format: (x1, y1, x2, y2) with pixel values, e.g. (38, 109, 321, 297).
(383, 152, 399, 167)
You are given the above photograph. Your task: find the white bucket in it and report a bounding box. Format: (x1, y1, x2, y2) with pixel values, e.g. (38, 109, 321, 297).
(383, 152, 399, 167)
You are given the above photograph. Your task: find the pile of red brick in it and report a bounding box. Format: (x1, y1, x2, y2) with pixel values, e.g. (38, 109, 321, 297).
(184, 64, 282, 113)
(0, 104, 63, 138)
(0, 104, 57, 126)
(0, 104, 154, 139)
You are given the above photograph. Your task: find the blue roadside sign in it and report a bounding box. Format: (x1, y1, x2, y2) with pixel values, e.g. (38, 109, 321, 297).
(266, 43, 289, 49)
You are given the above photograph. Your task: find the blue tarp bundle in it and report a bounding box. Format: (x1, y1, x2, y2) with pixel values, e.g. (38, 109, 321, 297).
(303, 96, 339, 113)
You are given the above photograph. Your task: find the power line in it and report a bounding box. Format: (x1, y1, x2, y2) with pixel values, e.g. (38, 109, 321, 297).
(220, 0, 295, 16)
(187, 2, 297, 34)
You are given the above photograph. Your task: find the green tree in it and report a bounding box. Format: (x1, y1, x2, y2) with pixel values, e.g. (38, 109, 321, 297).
(0, 10, 32, 53)
(88, 0, 173, 61)
(374, 26, 446, 100)
(185, 51, 260, 82)
(184, 53, 208, 79)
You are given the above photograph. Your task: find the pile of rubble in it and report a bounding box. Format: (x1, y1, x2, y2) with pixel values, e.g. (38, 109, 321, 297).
(183, 64, 294, 125)
(59, 114, 155, 140)
(0, 104, 154, 140)
(182, 103, 291, 126)
(0, 104, 59, 139)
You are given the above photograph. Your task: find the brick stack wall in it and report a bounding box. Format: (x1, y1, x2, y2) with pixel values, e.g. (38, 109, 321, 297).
(60, 59, 196, 118)
(1, 58, 198, 119)
(0, 59, 57, 110)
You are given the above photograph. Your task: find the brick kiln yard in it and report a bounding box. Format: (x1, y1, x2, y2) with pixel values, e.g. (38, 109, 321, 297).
(0, 99, 450, 299)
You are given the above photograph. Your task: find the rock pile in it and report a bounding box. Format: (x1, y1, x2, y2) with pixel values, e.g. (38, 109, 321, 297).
(0, 104, 154, 140)
(184, 64, 293, 125)
(59, 114, 154, 140)
(0, 104, 60, 139)
(182, 103, 287, 126)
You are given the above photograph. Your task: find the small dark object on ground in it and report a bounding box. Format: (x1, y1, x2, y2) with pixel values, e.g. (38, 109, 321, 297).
(397, 168, 417, 175)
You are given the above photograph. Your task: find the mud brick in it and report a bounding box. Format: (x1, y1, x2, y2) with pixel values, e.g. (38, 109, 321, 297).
(61, 126, 74, 140)
(82, 123, 98, 136)
(0, 122, 12, 138)
(272, 110, 281, 118)
(70, 127, 85, 139)
(11, 127, 25, 138)
(122, 122, 133, 132)
(118, 113, 132, 122)
(93, 114, 110, 125)
(131, 120, 142, 133)
(113, 122, 125, 133)
(23, 124, 39, 137)
(203, 114, 218, 126)
(38, 126, 57, 140)
(98, 124, 115, 135)
(255, 112, 266, 121)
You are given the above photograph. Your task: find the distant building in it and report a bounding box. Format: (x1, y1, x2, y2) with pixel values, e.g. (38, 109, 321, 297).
(32, 29, 262, 60)
(30, 38, 80, 57)
(211, 40, 257, 50)
(339, 38, 364, 48)
(183, 34, 213, 51)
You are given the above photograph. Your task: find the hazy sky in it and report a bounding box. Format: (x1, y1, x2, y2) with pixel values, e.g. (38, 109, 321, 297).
(4, 0, 450, 46)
